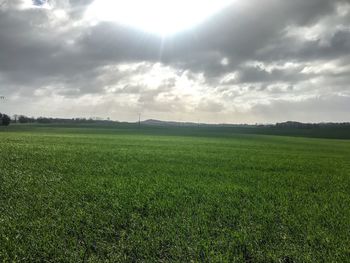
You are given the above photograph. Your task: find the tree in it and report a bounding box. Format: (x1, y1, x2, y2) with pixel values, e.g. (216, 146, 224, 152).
(18, 115, 35, 123)
(0, 113, 11, 126)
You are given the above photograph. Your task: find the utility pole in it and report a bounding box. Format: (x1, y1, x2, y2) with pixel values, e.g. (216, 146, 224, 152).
(138, 113, 141, 128)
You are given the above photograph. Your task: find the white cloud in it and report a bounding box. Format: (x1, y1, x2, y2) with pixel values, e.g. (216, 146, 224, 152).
(0, 0, 349, 123)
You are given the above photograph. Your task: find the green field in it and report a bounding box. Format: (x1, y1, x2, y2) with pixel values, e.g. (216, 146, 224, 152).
(1, 125, 350, 262)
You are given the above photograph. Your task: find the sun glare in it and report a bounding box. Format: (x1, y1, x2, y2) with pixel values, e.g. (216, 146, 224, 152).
(85, 0, 235, 35)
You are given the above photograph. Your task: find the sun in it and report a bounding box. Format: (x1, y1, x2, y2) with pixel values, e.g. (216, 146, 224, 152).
(85, 0, 235, 36)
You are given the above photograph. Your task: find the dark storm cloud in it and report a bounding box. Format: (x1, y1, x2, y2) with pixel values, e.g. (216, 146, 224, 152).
(160, 0, 341, 68)
(0, 0, 349, 122)
(77, 22, 163, 63)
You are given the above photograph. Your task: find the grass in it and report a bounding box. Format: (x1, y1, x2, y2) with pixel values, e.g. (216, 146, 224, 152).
(1, 125, 350, 262)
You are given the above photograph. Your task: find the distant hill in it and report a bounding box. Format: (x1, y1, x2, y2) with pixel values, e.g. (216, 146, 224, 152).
(141, 119, 260, 127)
(3, 117, 350, 139)
(141, 119, 201, 126)
(141, 119, 350, 128)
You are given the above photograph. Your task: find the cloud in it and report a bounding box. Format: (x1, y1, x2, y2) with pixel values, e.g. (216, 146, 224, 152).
(251, 94, 350, 123)
(0, 0, 349, 122)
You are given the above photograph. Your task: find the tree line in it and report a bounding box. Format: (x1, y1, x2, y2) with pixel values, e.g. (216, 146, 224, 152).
(14, 115, 114, 124)
(275, 121, 350, 129)
(1, 114, 349, 128)
(0, 113, 10, 126)
(0, 114, 115, 126)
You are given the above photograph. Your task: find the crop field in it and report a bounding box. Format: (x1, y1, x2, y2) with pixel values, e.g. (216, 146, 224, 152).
(1, 125, 350, 262)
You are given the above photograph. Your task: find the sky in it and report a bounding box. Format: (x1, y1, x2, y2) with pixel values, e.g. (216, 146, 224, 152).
(0, 0, 350, 123)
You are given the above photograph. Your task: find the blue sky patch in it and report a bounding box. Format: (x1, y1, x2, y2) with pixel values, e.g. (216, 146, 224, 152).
(32, 0, 47, 6)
